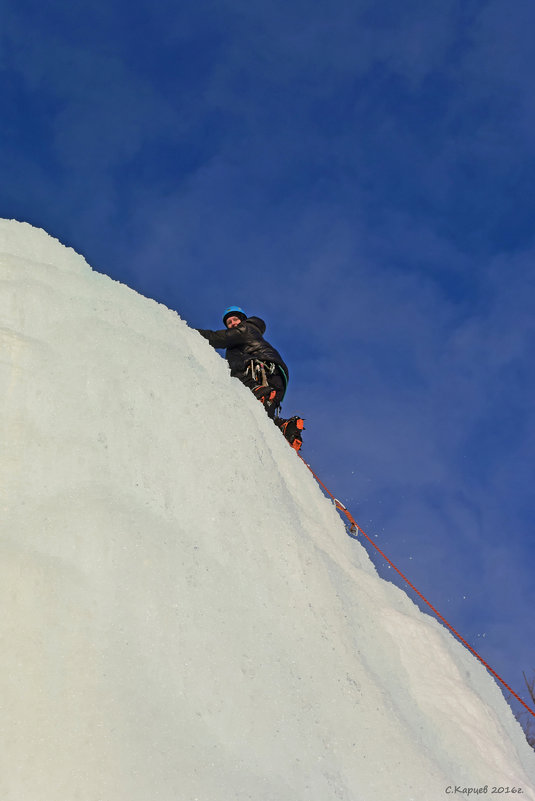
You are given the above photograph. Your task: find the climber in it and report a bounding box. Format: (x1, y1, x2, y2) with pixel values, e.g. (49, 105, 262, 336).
(196, 307, 304, 450)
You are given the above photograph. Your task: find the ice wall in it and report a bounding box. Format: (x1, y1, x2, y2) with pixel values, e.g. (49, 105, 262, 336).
(1, 219, 534, 801)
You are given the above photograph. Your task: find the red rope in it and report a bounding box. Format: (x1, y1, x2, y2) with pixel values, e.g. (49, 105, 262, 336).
(298, 453, 535, 720)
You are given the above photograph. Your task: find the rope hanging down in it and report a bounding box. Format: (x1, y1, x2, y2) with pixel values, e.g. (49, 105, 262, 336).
(297, 453, 535, 721)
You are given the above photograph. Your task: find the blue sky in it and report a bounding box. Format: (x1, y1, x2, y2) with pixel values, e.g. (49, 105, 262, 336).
(2, 0, 534, 726)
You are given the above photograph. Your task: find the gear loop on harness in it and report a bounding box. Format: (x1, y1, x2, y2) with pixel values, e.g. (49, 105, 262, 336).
(246, 359, 277, 387)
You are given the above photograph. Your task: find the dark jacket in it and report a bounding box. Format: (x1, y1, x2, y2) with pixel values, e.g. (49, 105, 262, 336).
(197, 316, 289, 382)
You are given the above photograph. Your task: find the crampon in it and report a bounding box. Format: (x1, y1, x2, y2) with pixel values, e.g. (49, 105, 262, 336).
(276, 416, 305, 451)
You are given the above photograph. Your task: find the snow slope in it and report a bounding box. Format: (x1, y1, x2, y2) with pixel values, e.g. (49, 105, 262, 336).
(1, 219, 534, 801)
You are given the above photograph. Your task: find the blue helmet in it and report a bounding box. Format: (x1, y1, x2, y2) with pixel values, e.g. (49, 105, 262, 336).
(222, 306, 247, 326)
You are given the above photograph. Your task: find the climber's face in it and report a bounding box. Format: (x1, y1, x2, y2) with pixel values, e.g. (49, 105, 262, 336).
(225, 316, 242, 329)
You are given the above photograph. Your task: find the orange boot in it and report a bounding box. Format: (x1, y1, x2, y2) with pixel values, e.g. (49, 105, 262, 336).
(276, 416, 305, 450)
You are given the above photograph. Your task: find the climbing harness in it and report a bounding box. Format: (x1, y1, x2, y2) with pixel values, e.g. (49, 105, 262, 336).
(297, 452, 535, 721)
(246, 359, 275, 387)
(246, 360, 288, 404)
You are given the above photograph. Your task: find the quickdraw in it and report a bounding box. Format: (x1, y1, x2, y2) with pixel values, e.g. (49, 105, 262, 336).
(298, 452, 535, 721)
(246, 359, 276, 387)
